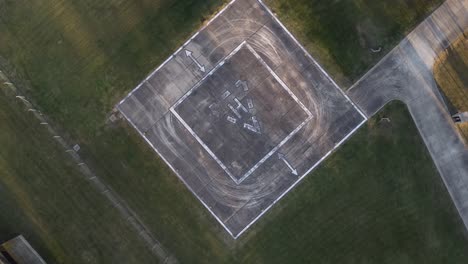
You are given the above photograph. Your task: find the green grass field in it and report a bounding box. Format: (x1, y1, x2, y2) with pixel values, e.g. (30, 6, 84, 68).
(0, 92, 157, 264)
(265, 0, 444, 86)
(0, 0, 467, 263)
(2, 91, 468, 263)
(433, 32, 468, 142)
(232, 102, 468, 263)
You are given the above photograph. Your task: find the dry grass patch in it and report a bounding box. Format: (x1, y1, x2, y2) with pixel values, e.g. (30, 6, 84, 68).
(434, 32, 468, 142)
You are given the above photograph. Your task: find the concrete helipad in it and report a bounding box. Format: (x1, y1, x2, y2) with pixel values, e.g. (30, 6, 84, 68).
(118, 0, 366, 238)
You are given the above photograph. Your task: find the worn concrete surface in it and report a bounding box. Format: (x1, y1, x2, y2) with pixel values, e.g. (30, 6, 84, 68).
(348, 0, 468, 230)
(173, 43, 311, 183)
(118, 0, 365, 238)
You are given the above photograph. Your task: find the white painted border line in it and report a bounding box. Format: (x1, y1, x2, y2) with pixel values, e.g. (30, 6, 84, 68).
(168, 42, 249, 185)
(171, 42, 313, 184)
(256, 0, 368, 120)
(118, 0, 238, 107)
(244, 44, 313, 117)
(170, 107, 237, 182)
(118, 54, 174, 106)
(117, 0, 369, 239)
(171, 41, 248, 111)
(236, 43, 313, 182)
(119, 103, 236, 238)
(234, 117, 367, 238)
(238, 115, 312, 183)
(234, 0, 468, 239)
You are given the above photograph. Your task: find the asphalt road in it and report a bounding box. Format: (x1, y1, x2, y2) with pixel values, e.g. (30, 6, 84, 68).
(348, 0, 468, 230)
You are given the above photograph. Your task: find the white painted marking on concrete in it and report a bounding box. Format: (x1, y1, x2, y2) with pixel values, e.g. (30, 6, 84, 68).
(278, 153, 298, 175)
(227, 116, 237, 124)
(243, 116, 261, 134)
(252, 116, 259, 126)
(185, 49, 206, 72)
(222, 90, 231, 99)
(118, 108, 235, 238)
(234, 118, 366, 239)
(228, 103, 242, 119)
(170, 107, 238, 182)
(237, 115, 312, 183)
(243, 123, 259, 133)
(247, 98, 254, 109)
(117, 0, 238, 107)
(225, 43, 315, 184)
(234, 97, 248, 113)
(117, 0, 369, 239)
(245, 43, 313, 118)
(171, 41, 314, 185)
(171, 41, 247, 111)
(235, 80, 249, 91)
(257, 0, 367, 120)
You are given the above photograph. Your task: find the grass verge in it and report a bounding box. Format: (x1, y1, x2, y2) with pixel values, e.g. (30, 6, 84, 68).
(0, 92, 157, 263)
(265, 0, 444, 86)
(3, 86, 468, 262)
(433, 32, 468, 142)
(232, 101, 468, 263)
